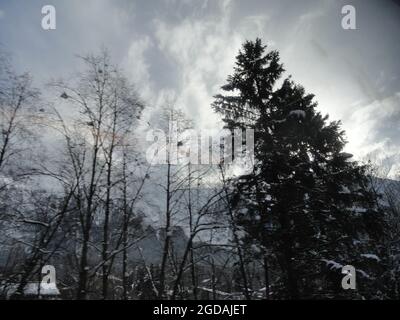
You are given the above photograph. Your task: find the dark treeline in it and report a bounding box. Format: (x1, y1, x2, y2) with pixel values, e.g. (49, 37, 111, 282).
(0, 39, 399, 300)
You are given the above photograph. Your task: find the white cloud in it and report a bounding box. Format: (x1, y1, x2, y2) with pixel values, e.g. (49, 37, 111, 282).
(157, 22, 236, 127)
(125, 36, 153, 100)
(151, 1, 269, 130)
(345, 92, 400, 161)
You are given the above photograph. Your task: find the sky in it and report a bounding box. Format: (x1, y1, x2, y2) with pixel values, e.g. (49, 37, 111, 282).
(0, 0, 399, 173)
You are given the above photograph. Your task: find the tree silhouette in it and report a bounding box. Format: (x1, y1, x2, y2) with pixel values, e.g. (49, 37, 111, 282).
(213, 38, 386, 299)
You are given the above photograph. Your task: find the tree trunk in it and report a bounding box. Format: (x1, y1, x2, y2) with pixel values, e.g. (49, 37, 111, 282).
(158, 162, 171, 299)
(263, 255, 270, 299)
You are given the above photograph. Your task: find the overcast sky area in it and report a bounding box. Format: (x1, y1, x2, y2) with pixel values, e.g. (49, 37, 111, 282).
(0, 0, 399, 172)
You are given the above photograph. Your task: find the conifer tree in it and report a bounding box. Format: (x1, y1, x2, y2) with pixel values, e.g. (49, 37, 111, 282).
(213, 38, 385, 299)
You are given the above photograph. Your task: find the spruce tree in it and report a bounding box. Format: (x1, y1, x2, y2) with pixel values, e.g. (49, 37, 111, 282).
(213, 38, 385, 299)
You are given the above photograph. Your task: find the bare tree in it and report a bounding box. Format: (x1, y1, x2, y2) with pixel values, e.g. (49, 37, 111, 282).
(0, 52, 39, 183)
(171, 168, 225, 299)
(152, 105, 192, 299)
(50, 50, 143, 299)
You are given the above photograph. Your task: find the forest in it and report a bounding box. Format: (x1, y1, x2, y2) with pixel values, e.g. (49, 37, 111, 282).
(0, 38, 399, 300)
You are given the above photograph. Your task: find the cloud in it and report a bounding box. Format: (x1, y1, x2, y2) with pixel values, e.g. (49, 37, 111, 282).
(150, 1, 270, 129)
(1, 0, 399, 162)
(345, 92, 400, 161)
(125, 36, 153, 99)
